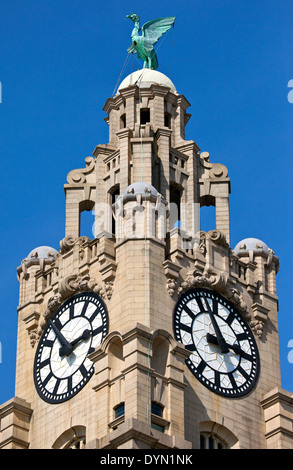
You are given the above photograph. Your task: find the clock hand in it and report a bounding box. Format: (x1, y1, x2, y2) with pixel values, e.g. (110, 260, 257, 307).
(49, 320, 73, 357)
(70, 329, 92, 350)
(206, 333, 243, 356)
(204, 299, 229, 354)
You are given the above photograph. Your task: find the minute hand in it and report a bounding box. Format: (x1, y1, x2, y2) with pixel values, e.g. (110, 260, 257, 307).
(204, 298, 229, 354)
(49, 320, 73, 357)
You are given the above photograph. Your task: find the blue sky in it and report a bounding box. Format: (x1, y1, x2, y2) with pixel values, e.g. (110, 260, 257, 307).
(0, 0, 292, 405)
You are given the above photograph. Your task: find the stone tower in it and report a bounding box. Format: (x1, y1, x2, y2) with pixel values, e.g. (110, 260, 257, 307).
(1, 68, 292, 449)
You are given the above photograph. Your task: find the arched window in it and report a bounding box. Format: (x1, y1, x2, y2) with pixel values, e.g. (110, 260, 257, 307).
(199, 421, 239, 449)
(200, 432, 226, 449)
(170, 183, 182, 229)
(200, 195, 216, 233)
(52, 425, 86, 449)
(109, 185, 120, 235)
(79, 200, 95, 238)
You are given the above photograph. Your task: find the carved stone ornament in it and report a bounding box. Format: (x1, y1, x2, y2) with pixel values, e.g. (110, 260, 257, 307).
(66, 156, 95, 184)
(199, 151, 228, 179)
(178, 269, 227, 296)
(60, 235, 92, 254)
(178, 269, 250, 321)
(29, 327, 39, 348)
(36, 274, 113, 341)
(250, 319, 264, 338)
(166, 278, 177, 296)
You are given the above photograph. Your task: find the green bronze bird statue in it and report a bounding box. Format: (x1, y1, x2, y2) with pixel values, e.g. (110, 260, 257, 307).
(126, 13, 175, 70)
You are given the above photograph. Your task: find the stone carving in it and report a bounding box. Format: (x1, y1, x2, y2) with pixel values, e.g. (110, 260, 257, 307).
(28, 328, 39, 348)
(199, 151, 228, 179)
(35, 274, 113, 341)
(178, 269, 250, 320)
(250, 319, 264, 338)
(166, 278, 177, 297)
(178, 269, 227, 297)
(66, 156, 95, 184)
(60, 235, 92, 254)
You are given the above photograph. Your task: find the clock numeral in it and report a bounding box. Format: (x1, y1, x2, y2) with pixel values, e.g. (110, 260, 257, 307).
(88, 307, 99, 323)
(195, 296, 206, 313)
(214, 370, 221, 388)
(54, 318, 63, 331)
(183, 305, 196, 321)
(228, 372, 237, 389)
(239, 350, 253, 362)
(80, 300, 90, 318)
(42, 371, 53, 387)
(212, 298, 218, 316)
(52, 378, 61, 396)
(69, 304, 75, 320)
(196, 359, 206, 375)
(226, 313, 234, 326)
(92, 325, 104, 337)
(79, 364, 88, 378)
(67, 376, 72, 393)
(236, 332, 248, 342)
(39, 358, 50, 369)
(43, 339, 54, 348)
(178, 322, 192, 334)
(237, 365, 250, 381)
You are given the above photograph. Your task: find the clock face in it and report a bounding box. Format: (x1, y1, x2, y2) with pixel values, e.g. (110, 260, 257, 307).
(34, 292, 109, 404)
(173, 288, 260, 398)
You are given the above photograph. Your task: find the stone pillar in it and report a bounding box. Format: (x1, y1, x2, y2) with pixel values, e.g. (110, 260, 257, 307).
(116, 128, 132, 192)
(156, 127, 172, 201)
(261, 388, 293, 449)
(215, 196, 230, 244)
(0, 397, 32, 449)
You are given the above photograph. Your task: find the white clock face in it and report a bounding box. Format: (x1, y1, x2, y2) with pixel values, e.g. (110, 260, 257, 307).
(34, 292, 109, 403)
(173, 288, 260, 398)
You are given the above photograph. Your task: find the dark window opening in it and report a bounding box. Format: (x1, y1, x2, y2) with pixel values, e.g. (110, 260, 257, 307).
(140, 108, 150, 125)
(120, 113, 126, 129)
(151, 402, 163, 417)
(114, 403, 125, 419)
(111, 187, 120, 235)
(164, 112, 171, 128)
(170, 185, 182, 228)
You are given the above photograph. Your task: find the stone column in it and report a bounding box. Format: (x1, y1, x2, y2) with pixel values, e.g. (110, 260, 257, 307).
(0, 397, 32, 449)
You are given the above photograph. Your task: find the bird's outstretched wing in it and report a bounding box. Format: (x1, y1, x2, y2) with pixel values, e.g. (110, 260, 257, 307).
(141, 16, 175, 52)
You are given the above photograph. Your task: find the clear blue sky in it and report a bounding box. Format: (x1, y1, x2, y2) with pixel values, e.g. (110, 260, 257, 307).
(0, 0, 292, 405)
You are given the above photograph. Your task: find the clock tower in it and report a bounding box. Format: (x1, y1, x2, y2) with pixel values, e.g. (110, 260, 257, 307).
(1, 66, 293, 450)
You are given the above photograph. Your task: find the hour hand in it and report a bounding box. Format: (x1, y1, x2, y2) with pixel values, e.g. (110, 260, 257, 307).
(206, 333, 241, 356)
(70, 329, 92, 350)
(49, 320, 73, 357)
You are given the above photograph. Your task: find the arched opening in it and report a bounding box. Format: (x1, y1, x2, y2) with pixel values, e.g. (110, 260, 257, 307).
(164, 112, 171, 129)
(199, 421, 239, 449)
(120, 113, 126, 129)
(140, 108, 150, 125)
(109, 185, 120, 236)
(151, 335, 169, 376)
(170, 183, 182, 229)
(200, 195, 216, 233)
(52, 425, 86, 449)
(79, 200, 95, 238)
